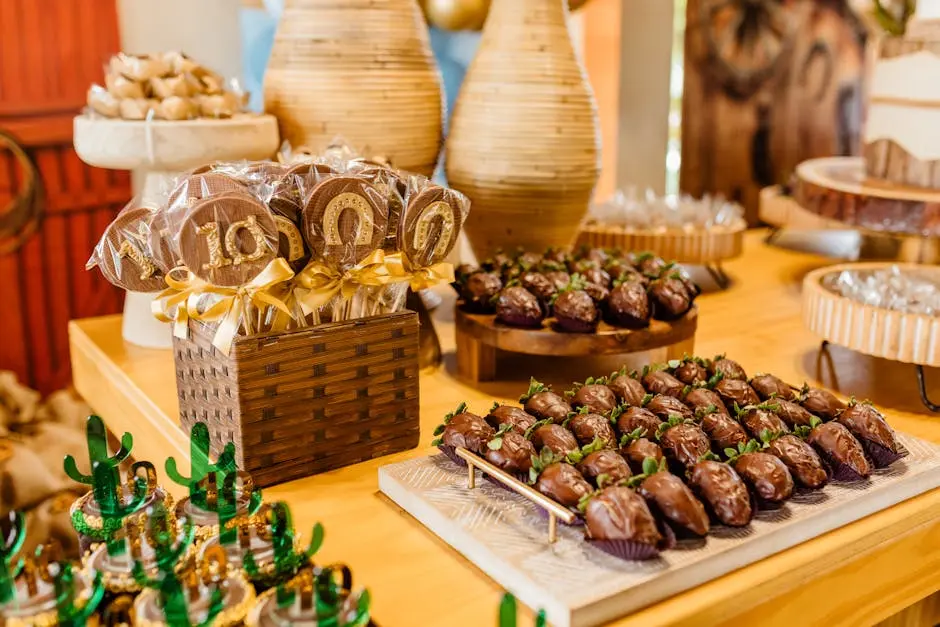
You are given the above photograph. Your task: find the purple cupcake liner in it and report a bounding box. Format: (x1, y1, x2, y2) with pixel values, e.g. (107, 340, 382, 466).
(813, 445, 870, 482)
(860, 438, 905, 469)
(657, 518, 677, 550)
(588, 538, 661, 561)
(438, 445, 468, 467)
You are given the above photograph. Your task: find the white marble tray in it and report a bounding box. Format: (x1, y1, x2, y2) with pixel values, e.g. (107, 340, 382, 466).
(378, 433, 940, 627)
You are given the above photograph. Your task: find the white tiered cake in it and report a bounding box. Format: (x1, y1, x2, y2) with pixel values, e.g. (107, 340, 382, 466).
(864, 4, 940, 189)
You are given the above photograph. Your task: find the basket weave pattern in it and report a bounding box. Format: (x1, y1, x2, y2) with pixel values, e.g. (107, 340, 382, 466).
(173, 311, 420, 488)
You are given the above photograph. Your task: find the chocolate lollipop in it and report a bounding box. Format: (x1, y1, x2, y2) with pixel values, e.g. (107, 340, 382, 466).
(178, 192, 279, 287)
(93, 205, 166, 292)
(302, 176, 389, 271)
(400, 183, 465, 267)
(352, 164, 407, 254)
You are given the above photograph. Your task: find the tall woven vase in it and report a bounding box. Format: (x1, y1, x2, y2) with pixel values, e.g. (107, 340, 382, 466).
(445, 0, 601, 258)
(264, 0, 443, 176)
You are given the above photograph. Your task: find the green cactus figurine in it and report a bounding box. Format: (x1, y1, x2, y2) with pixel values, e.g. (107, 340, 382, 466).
(54, 562, 105, 627)
(133, 504, 223, 627)
(275, 565, 371, 627)
(0, 511, 26, 605)
(165, 422, 237, 510)
(498, 593, 546, 627)
(65, 415, 150, 555)
(244, 502, 323, 586)
(217, 468, 262, 547)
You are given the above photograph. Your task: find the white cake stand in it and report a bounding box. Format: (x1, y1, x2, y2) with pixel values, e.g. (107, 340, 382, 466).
(73, 114, 280, 348)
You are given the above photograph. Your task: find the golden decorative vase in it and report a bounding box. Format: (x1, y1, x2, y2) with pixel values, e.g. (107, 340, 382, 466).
(445, 0, 600, 258)
(264, 0, 444, 176)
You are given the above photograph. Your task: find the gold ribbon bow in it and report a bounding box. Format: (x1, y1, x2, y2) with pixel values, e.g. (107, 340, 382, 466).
(294, 249, 389, 315)
(385, 253, 455, 292)
(154, 258, 296, 355)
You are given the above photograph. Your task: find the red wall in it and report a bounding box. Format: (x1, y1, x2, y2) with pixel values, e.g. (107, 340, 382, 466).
(0, 0, 130, 393)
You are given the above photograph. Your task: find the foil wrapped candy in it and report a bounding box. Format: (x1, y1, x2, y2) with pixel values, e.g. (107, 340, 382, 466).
(823, 266, 940, 317)
(585, 187, 744, 232)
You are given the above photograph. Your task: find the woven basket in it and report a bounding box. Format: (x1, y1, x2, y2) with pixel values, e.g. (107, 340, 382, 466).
(173, 311, 420, 488)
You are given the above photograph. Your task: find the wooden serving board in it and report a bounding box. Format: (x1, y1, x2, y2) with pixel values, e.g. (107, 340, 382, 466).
(378, 433, 940, 627)
(454, 307, 697, 383)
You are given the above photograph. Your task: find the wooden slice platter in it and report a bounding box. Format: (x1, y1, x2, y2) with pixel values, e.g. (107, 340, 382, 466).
(803, 262, 940, 367)
(795, 157, 940, 237)
(576, 221, 746, 265)
(455, 305, 697, 382)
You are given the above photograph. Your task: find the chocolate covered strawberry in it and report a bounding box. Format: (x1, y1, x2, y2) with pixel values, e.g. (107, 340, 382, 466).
(683, 386, 730, 417)
(540, 261, 571, 291)
(687, 458, 753, 527)
(520, 271, 556, 308)
(713, 375, 761, 409)
(484, 403, 537, 435)
(565, 406, 618, 448)
(481, 250, 512, 273)
(698, 405, 748, 451)
(552, 288, 599, 333)
(759, 430, 828, 489)
(529, 451, 593, 509)
(525, 419, 580, 458)
(567, 376, 618, 413)
(837, 399, 902, 467)
(708, 355, 748, 381)
(460, 271, 502, 313)
(606, 275, 651, 329)
(641, 366, 685, 399)
(607, 367, 647, 406)
(619, 428, 664, 473)
(569, 439, 632, 488)
(580, 486, 664, 560)
(648, 275, 693, 320)
(656, 414, 711, 468)
(750, 373, 795, 401)
(643, 393, 694, 421)
(615, 406, 663, 440)
(724, 440, 794, 503)
(635, 252, 668, 276)
(736, 402, 789, 439)
(484, 424, 536, 476)
(798, 383, 846, 420)
(583, 267, 612, 289)
(769, 399, 816, 429)
(431, 402, 495, 462)
(797, 417, 871, 480)
(519, 378, 572, 423)
(669, 356, 709, 386)
(634, 457, 709, 536)
(495, 285, 544, 328)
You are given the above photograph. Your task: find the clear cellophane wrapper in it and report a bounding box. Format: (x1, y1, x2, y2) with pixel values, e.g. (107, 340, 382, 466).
(85, 51, 248, 121)
(85, 142, 470, 352)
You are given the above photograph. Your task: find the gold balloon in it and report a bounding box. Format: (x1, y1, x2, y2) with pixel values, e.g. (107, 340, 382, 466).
(423, 0, 591, 32)
(425, 0, 490, 31)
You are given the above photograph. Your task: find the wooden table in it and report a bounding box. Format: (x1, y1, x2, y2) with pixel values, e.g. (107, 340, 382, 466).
(69, 230, 940, 627)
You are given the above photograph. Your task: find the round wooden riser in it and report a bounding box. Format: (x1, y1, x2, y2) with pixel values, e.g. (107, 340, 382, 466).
(454, 306, 697, 383)
(795, 157, 940, 238)
(576, 221, 746, 266)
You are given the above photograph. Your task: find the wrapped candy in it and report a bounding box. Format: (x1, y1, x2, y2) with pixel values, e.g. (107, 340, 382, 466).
(823, 265, 940, 316)
(88, 143, 467, 354)
(86, 52, 248, 121)
(586, 187, 744, 232)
